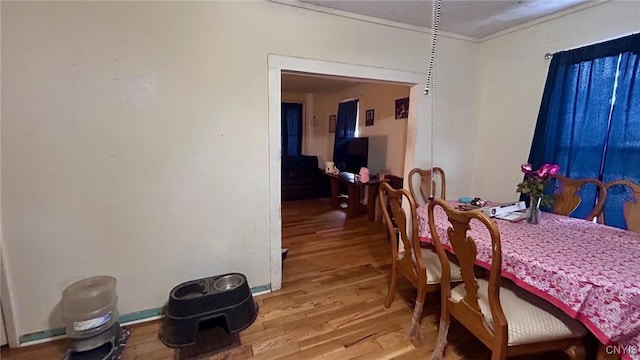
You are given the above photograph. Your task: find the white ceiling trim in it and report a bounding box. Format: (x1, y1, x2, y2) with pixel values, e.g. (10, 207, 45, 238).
(268, 0, 480, 43)
(480, 0, 611, 42)
(270, 0, 612, 44)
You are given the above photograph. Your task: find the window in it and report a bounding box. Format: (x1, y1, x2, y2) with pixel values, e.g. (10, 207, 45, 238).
(333, 99, 359, 171)
(528, 33, 640, 225)
(281, 102, 303, 157)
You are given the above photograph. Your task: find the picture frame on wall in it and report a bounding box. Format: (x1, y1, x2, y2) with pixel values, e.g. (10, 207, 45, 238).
(329, 115, 336, 133)
(365, 109, 374, 126)
(395, 97, 409, 119)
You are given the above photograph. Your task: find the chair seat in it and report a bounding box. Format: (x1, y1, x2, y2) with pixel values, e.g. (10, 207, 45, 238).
(451, 279, 586, 346)
(420, 248, 463, 285)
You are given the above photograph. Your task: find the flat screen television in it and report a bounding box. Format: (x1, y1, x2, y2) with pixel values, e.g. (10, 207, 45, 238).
(344, 137, 368, 173)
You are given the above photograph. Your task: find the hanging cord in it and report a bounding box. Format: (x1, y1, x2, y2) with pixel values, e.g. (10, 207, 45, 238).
(424, 0, 441, 96)
(424, 0, 441, 201)
(428, 78, 437, 201)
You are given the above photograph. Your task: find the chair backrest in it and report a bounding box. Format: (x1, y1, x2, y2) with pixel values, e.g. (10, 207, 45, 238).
(600, 180, 640, 232)
(378, 182, 425, 288)
(408, 167, 446, 205)
(427, 198, 508, 349)
(551, 175, 606, 220)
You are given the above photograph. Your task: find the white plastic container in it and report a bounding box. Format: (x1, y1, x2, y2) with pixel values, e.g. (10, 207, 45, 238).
(62, 276, 119, 339)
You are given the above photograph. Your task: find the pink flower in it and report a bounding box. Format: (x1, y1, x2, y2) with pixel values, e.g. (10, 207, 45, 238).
(535, 164, 550, 177)
(535, 163, 560, 178)
(516, 162, 561, 206)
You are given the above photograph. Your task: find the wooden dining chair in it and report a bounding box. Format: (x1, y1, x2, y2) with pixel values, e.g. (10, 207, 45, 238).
(378, 182, 462, 341)
(551, 175, 606, 220)
(408, 167, 446, 206)
(599, 180, 640, 232)
(428, 198, 586, 360)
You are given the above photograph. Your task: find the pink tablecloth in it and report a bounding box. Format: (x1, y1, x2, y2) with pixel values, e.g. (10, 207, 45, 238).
(417, 203, 640, 360)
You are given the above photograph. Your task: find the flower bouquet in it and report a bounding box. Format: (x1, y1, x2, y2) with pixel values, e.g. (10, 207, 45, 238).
(516, 163, 560, 207)
(517, 163, 560, 224)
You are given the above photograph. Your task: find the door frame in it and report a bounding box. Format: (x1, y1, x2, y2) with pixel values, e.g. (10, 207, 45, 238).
(1, 246, 20, 347)
(267, 54, 428, 290)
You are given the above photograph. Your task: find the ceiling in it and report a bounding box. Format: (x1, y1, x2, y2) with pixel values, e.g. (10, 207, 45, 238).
(281, 0, 594, 93)
(299, 0, 591, 39)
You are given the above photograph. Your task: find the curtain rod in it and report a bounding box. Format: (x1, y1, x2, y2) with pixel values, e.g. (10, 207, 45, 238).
(339, 96, 361, 103)
(544, 32, 640, 61)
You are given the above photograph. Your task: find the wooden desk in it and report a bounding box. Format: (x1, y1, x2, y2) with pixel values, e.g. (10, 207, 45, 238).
(326, 172, 385, 220)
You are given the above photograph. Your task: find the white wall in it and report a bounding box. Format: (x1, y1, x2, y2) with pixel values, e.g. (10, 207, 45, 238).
(472, 1, 640, 202)
(356, 83, 410, 176)
(1, 1, 478, 338)
(306, 92, 333, 165)
(420, 35, 480, 200)
(303, 83, 411, 176)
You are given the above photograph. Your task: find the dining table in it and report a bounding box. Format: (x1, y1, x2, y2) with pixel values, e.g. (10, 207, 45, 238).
(416, 202, 640, 360)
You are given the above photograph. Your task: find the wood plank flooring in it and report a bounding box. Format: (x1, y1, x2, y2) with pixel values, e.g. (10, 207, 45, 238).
(1, 199, 582, 359)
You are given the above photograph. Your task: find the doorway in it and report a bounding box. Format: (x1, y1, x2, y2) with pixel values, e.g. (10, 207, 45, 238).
(268, 55, 428, 291)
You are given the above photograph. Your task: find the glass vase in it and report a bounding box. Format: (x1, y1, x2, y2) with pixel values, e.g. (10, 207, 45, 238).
(526, 196, 541, 224)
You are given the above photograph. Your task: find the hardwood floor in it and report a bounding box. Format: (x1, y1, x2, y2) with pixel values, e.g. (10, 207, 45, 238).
(1, 199, 579, 359)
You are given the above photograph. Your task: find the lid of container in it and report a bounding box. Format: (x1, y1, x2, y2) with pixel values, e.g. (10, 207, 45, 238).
(63, 276, 116, 300)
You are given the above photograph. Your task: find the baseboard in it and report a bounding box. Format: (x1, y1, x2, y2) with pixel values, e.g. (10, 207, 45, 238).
(17, 284, 271, 347)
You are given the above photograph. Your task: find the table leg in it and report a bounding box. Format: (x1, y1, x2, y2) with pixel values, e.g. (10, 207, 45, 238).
(348, 183, 359, 218)
(367, 183, 379, 221)
(329, 176, 339, 208)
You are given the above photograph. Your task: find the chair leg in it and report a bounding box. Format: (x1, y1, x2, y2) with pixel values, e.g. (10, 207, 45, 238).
(384, 262, 398, 308)
(565, 344, 586, 360)
(407, 286, 427, 342)
(491, 348, 507, 360)
(431, 316, 450, 360)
